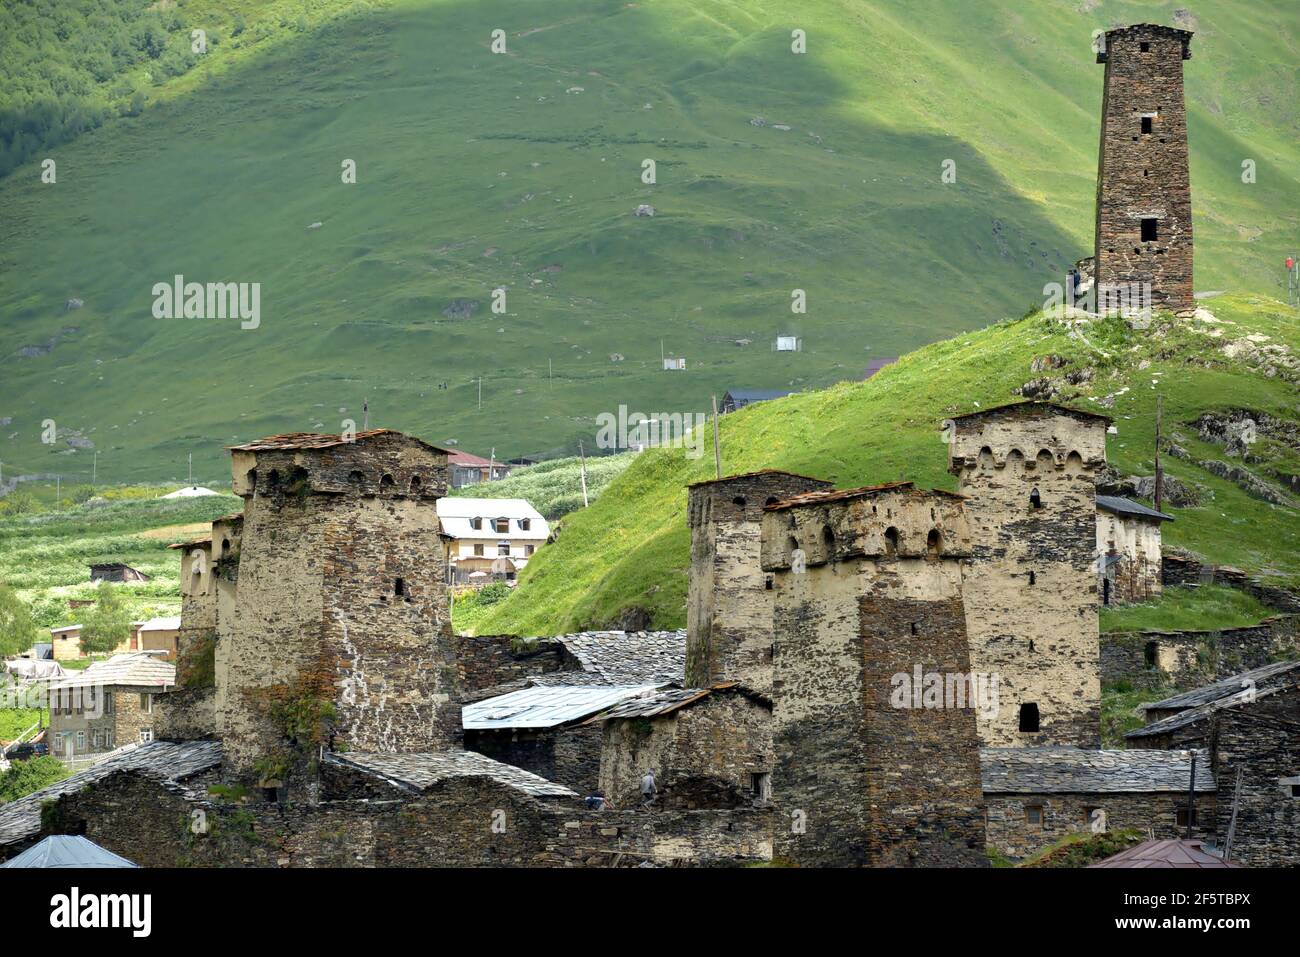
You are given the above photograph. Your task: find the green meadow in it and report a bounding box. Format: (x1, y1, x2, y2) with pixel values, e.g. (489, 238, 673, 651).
(1, 0, 1297, 488)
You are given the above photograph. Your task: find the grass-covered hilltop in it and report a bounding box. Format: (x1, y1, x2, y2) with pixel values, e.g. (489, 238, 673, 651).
(1, 0, 1297, 485)
(470, 294, 1300, 635)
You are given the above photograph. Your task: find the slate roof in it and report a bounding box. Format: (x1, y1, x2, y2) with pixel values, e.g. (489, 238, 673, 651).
(1096, 495, 1175, 522)
(587, 683, 761, 723)
(687, 468, 828, 489)
(946, 400, 1112, 423)
(765, 482, 964, 511)
(47, 653, 175, 692)
(533, 630, 687, 687)
(0, 740, 221, 849)
(1089, 839, 1241, 869)
(1140, 660, 1300, 713)
(980, 747, 1214, 794)
(228, 429, 453, 454)
(1, 834, 137, 869)
(463, 684, 658, 730)
(1126, 685, 1287, 740)
(323, 751, 576, 799)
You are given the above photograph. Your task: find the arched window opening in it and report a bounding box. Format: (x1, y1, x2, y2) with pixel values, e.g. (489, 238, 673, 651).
(884, 527, 899, 556)
(927, 529, 941, 556)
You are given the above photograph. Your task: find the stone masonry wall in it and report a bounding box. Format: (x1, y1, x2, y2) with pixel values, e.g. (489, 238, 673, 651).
(453, 634, 566, 693)
(1094, 24, 1194, 311)
(949, 404, 1109, 747)
(685, 471, 832, 695)
(763, 487, 986, 867)
(1100, 618, 1300, 690)
(599, 691, 772, 809)
(985, 790, 1216, 859)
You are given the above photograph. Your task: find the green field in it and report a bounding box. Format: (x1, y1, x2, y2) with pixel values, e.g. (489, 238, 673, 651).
(469, 294, 1300, 636)
(1, 0, 1297, 488)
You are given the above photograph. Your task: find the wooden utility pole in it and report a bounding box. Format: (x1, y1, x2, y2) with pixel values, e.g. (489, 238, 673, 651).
(1223, 766, 1244, 860)
(1185, 753, 1197, 839)
(711, 394, 722, 479)
(577, 440, 589, 508)
(477, 377, 482, 411)
(1154, 394, 1164, 513)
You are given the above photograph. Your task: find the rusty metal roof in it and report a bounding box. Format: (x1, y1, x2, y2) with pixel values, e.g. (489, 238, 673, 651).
(227, 429, 453, 454)
(1089, 839, 1239, 869)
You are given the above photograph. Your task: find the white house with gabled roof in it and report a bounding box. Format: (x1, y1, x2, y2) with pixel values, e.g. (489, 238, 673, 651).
(436, 497, 549, 584)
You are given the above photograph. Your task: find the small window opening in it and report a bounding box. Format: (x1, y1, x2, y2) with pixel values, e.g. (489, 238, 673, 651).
(765, 576, 774, 591)
(394, 577, 405, 597)
(380, 474, 395, 490)
(1029, 487, 1042, 509)
(1019, 703, 1040, 733)
(409, 475, 422, 494)
(732, 496, 747, 507)
(1175, 804, 1199, 827)
(470, 517, 482, 530)
(749, 772, 772, 801)
(519, 518, 531, 531)
(764, 497, 779, 507)
(1025, 805, 1044, 826)
(1144, 641, 1159, 667)
(1141, 218, 1158, 242)
(1141, 116, 1153, 134)
(263, 787, 279, 802)
(1028, 571, 1036, 586)
(884, 527, 899, 556)
(821, 525, 835, 554)
(1029, 639, 1035, 652)
(926, 529, 941, 556)
(1291, 784, 1300, 798)
(1139, 41, 1150, 52)
(909, 622, 918, 636)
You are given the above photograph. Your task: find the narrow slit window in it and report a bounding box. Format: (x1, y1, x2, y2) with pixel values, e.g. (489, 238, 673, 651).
(1141, 218, 1158, 242)
(394, 577, 405, 596)
(1141, 116, 1153, 134)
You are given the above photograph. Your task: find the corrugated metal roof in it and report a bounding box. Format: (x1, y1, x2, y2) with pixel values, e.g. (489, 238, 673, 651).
(1097, 495, 1175, 522)
(1, 835, 137, 868)
(323, 751, 576, 798)
(437, 497, 549, 541)
(463, 684, 658, 729)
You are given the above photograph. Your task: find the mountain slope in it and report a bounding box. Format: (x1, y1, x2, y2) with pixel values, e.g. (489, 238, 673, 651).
(469, 294, 1300, 636)
(1, 0, 1297, 485)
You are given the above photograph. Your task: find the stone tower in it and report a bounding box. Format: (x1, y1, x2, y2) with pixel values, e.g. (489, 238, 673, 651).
(222, 430, 462, 794)
(1094, 23, 1195, 312)
(685, 470, 833, 696)
(761, 483, 987, 867)
(947, 402, 1109, 748)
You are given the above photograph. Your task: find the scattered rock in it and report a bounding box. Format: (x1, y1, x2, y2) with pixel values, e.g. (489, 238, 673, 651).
(441, 298, 479, 320)
(633, 204, 655, 217)
(307, 222, 323, 230)
(65, 298, 84, 311)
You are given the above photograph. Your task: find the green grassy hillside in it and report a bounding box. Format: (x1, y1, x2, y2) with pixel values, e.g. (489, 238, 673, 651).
(1, 0, 1296, 488)
(469, 294, 1300, 635)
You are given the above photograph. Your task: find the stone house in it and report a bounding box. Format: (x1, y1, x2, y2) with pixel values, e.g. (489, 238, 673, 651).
(1096, 495, 1172, 605)
(981, 747, 1215, 858)
(46, 653, 175, 758)
(462, 684, 657, 793)
(595, 684, 772, 809)
(1125, 661, 1300, 866)
(436, 496, 548, 583)
(89, 562, 149, 583)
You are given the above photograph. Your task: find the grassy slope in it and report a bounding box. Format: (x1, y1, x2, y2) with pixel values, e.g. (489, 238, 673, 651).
(446, 451, 634, 519)
(1099, 584, 1274, 634)
(472, 294, 1300, 635)
(1, 0, 1296, 486)
(0, 490, 242, 628)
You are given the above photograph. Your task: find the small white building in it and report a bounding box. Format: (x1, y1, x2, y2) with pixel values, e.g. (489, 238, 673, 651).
(1096, 495, 1174, 606)
(437, 498, 549, 584)
(774, 335, 801, 352)
(663, 356, 686, 371)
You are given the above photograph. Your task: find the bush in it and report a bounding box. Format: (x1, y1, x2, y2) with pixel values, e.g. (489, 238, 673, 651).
(0, 756, 69, 803)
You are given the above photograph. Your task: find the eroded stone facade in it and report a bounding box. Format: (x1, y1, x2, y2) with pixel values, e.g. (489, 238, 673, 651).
(949, 403, 1109, 747)
(685, 470, 832, 695)
(761, 485, 987, 866)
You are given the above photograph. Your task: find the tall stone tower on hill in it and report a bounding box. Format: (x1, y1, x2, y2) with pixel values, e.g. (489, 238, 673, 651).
(1094, 23, 1195, 312)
